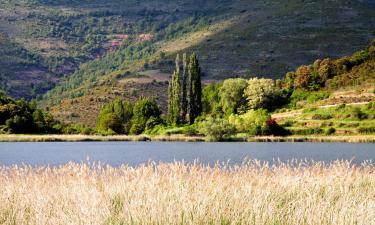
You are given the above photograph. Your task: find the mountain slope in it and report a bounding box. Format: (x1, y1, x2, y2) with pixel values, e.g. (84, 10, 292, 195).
(0, 0, 375, 99)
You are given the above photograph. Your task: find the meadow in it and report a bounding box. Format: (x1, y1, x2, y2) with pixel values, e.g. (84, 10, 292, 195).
(0, 160, 374, 224)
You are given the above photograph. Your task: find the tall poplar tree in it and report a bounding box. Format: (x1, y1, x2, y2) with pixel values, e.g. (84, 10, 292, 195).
(181, 53, 188, 123)
(187, 52, 202, 124)
(168, 54, 182, 125)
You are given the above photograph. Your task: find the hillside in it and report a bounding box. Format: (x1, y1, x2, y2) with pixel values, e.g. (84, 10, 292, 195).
(0, 0, 374, 100)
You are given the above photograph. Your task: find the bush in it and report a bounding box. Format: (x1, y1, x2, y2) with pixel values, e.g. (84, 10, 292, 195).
(229, 109, 270, 134)
(289, 90, 330, 108)
(357, 126, 375, 134)
(289, 128, 324, 135)
(324, 127, 336, 135)
(199, 117, 236, 141)
(312, 114, 333, 120)
(63, 124, 93, 135)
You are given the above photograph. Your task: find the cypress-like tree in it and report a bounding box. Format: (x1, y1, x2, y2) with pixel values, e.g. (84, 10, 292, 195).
(181, 53, 188, 123)
(168, 54, 182, 125)
(187, 53, 202, 124)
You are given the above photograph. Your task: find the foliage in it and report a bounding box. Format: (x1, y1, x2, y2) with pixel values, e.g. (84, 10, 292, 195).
(63, 124, 93, 135)
(282, 39, 375, 91)
(0, 92, 61, 134)
(202, 83, 222, 117)
(130, 98, 161, 135)
(219, 78, 248, 115)
(244, 78, 278, 110)
(288, 90, 330, 108)
(199, 117, 236, 141)
(357, 126, 375, 134)
(187, 53, 202, 124)
(228, 109, 269, 135)
(96, 99, 133, 135)
(168, 54, 182, 125)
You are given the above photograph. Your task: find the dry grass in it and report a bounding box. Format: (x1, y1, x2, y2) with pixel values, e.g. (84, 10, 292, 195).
(0, 134, 205, 142)
(0, 134, 374, 143)
(0, 160, 375, 224)
(247, 135, 375, 143)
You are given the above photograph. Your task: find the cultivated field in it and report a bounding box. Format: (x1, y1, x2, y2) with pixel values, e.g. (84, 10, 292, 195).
(0, 160, 374, 224)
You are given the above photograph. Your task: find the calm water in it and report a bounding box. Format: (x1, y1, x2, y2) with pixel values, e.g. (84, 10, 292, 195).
(0, 142, 374, 166)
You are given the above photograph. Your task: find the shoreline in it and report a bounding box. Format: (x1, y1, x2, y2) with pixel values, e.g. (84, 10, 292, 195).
(0, 134, 374, 143)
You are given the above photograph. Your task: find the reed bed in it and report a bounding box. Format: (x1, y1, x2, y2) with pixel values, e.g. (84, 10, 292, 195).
(0, 160, 375, 225)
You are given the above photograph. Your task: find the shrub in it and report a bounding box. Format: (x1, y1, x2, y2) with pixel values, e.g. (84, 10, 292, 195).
(312, 114, 333, 120)
(289, 90, 330, 108)
(199, 117, 236, 141)
(324, 127, 336, 135)
(357, 126, 375, 134)
(228, 109, 286, 136)
(63, 124, 93, 135)
(265, 118, 290, 136)
(289, 128, 324, 135)
(229, 109, 270, 134)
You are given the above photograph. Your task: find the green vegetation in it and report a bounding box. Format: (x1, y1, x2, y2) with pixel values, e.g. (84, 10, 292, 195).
(96, 100, 133, 135)
(0, 91, 96, 135)
(0, 91, 92, 134)
(168, 52, 202, 125)
(96, 97, 162, 135)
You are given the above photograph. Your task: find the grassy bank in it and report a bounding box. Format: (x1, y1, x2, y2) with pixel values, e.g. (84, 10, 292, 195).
(0, 134, 374, 143)
(0, 161, 374, 224)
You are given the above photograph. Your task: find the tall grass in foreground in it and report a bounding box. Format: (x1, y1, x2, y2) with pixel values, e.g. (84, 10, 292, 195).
(0, 161, 374, 225)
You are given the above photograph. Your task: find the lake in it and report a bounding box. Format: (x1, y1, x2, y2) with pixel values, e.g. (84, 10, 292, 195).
(0, 142, 374, 166)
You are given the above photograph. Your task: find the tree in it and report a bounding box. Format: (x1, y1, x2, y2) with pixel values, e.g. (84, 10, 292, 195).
(181, 53, 188, 123)
(219, 78, 248, 115)
(168, 54, 182, 125)
(202, 83, 222, 116)
(96, 113, 123, 135)
(244, 78, 277, 110)
(199, 117, 236, 141)
(130, 98, 161, 135)
(294, 65, 311, 89)
(96, 99, 133, 135)
(187, 53, 202, 124)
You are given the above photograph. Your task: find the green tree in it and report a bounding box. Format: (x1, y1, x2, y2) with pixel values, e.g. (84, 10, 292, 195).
(96, 113, 123, 135)
(202, 83, 222, 116)
(219, 78, 248, 115)
(181, 53, 188, 123)
(244, 78, 277, 110)
(187, 53, 202, 124)
(96, 99, 133, 135)
(130, 98, 161, 135)
(168, 54, 182, 125)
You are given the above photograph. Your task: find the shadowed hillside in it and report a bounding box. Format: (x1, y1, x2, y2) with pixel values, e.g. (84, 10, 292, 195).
(0, 0, 374, 99)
